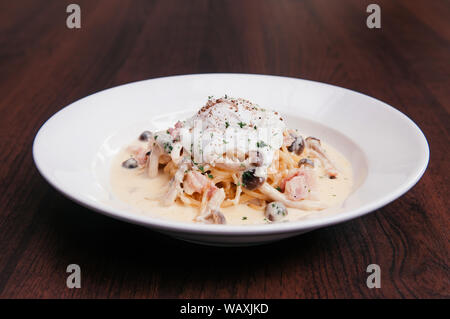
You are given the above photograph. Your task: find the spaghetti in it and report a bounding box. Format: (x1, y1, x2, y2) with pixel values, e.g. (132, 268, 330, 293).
(121, 96, 340, 224)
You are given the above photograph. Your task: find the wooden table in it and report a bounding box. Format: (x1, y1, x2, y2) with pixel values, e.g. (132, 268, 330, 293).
(0, 0, 448, 299)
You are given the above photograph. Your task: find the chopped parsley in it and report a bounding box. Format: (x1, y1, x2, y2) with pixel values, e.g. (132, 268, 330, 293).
(275, 186, 282, 192)
(225, 122, 230, 128)
(256, 141, 268, 148)
(198, 165, 205, 172)
(242, 216, 247, 220)
(163, 142, 173, 153)
(154, 135, 158, 140)
(208, 174, 214, 179)
(238, 122, 246, 128)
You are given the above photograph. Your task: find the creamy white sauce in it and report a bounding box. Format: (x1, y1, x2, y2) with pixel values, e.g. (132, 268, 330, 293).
(110, 140, 353, 225)
(154, 98, 285, 178)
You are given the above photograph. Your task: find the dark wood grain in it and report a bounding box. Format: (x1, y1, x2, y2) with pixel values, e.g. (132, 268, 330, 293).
(0, 0, 448, 299)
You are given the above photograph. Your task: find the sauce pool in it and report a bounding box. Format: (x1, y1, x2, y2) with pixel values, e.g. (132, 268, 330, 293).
(110, 141, 353, 225)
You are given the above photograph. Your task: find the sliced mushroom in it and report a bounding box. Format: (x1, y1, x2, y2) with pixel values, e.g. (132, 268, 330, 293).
(259, 183, 326, 210)
(287, 132, 305, 155)
(242, 169, 265, 190)
(265, 202, 288, 222)
(305, 137, 338, 178)
(146, 143, 162, 178)
(299, 158, 314, 168)
(161, 162, 189, 206)
(305, 136, 321, 144)
(211, 210, 226, 224)
(122, 158, 138, 169)
(139, 130, 153, 142)
(249, 151, 264, 167)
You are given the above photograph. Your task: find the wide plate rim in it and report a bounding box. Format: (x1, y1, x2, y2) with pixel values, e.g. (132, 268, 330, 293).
(32, 73, 430, 236)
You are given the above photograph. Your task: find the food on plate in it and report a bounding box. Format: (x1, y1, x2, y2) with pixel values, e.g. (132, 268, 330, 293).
(111, 96, 353, 225)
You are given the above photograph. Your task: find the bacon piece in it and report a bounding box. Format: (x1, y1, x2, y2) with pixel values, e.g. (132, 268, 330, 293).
(279, 167, 318, 201)
(167, 121, 183, 139)
(183, 170, 210, 195)
(285, 175, 310, 201)
(174, 121, 184, 129)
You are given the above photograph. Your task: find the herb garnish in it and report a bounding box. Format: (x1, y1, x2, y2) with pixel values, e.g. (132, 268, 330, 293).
(163, 142, 173, 153)
(256, 141, 268, 148)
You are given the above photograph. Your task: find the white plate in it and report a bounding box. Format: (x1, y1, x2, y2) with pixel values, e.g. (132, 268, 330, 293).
(33, 74, 429, 246)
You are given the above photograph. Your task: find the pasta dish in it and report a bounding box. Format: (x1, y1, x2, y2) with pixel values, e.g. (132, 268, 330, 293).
(113, 96, 352, 225)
